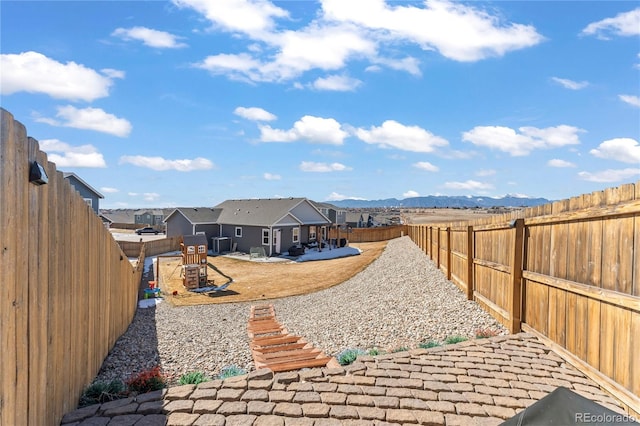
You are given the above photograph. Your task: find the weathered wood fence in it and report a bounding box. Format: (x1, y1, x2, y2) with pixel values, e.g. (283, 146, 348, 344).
(328, 224, 408, 243)
(0, 109, 145, 425)
(118, 236, 181, 258)
(407, 182, 640, 416)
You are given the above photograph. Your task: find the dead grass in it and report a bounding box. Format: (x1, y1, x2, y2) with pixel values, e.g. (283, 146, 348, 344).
(157, 240, 388, 306)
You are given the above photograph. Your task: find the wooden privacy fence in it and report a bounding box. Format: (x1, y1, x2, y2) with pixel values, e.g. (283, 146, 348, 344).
(327, 224, 408, 243)
(407, 182, 640, 416)
(118, 236, 181, 258)
(0, 109, 144, 426)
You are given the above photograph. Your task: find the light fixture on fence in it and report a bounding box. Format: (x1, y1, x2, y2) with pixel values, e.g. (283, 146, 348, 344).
(29, 161, 48, 185)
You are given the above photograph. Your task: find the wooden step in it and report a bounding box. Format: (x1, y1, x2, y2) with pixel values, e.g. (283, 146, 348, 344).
(248, 304, 339, 373)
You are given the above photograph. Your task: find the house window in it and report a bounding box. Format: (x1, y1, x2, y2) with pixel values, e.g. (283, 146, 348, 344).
(262, 229, 270, 245)
(84, 198, 93, 207)
(235, 227, 242, 238)
(309, 226, 316, 240)
(198, 245, 206, 254)
(292, 228, 299, 243)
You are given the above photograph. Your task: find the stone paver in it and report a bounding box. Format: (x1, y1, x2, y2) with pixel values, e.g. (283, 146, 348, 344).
(60, 333, 630, 426)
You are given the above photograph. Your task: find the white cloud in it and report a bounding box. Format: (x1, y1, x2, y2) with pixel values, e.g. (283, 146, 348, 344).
(551, 77, 589, 90)
(172, 0, 289, 35)
(476, 169, 496, 176)
(589, 138, 640, 164)
(39, 139, 107, 168)
(413, 161, 439, 172)
(403, 190, 420, 198)
(263, 172, 281, 180)
(299, 161, 352, 172)
(184, 0, 542, 84)
(578, 168, 640, 183)
(143, 193, 161, 202)
(100, 187, 119, 193)
(0, 51, 120, 101)
(548, 159, 576, 168)
(36, 105, 132, 137)
(581, 8, 640, 39)
(259, 115, 348, 145)
(311, 74, 362, 91)
(321, 0, 544, 62)
(356, 120, 448, 153)
(112, 27, 187, 48)
(119, 155, 214, 171)
(444, 180, 494, 191)
(326, 191, 364, 201)
(234, 106, 277, 121)
(462, 125, 582, 156)
(619, 94, 640, 107)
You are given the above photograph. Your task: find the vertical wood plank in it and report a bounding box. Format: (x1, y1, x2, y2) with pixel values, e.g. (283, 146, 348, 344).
(13, 114, 30, 422)
(0, 109, 19, 426)
(510, 219, 524, 333)
(467, 225, 474, 300)
(599, 302, 615, 379)
(586, 298, 601, 369)
(446, 227, 451, 280)
(613, 308, 631, 389)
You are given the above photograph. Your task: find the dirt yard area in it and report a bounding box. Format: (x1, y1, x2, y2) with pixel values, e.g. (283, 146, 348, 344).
(157, 241, 387, 307)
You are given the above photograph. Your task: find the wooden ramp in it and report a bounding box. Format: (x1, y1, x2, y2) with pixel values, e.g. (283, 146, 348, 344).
(248, 304, 340, 372)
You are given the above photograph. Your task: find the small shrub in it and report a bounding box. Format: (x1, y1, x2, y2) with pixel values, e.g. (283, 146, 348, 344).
(336, 348, 366, 366)
(179, 371, 209, 385)
(391, 346, 409, 353)
(367, 347, 384, 356)
(444, 335, 468, 345)
(475, 328, 499, 339)
(79, 379, 127, 407)
(126, 366, 166, 394)
(419, 340, 441, 349)
(218, 365, 246, 380)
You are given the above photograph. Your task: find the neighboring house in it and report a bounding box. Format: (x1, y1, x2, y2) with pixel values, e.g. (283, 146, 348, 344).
(164, 208, 222, 249)
(99, 210, 136, 228)
(345, 211, 370, 228)
(214, 198, 331, 256)
(134, 209, 165, 227)
(312, 201, 347, 226)
(63, 172, 104, 214)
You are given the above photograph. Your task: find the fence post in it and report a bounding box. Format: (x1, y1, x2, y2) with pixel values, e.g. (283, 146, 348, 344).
(436, 227, 441, 268)
(466, 225, 474, 301)
(446, 227, 452, 280)
(510, 218, 525, 333)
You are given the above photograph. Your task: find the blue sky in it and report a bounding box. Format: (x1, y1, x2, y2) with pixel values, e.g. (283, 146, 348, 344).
(1, 1, 639, 209)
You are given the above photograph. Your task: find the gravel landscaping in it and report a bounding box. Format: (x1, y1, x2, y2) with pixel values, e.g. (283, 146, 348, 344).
(94, 236, 507, 386)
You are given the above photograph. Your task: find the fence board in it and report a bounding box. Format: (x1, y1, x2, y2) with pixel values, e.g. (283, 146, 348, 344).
(0, 105, 19, 425)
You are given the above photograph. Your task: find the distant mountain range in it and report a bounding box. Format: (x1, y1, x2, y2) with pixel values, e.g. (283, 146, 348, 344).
(329, 195, 551, 209)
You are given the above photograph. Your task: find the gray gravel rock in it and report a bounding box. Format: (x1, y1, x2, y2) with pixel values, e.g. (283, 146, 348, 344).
(94, 236, 507, 386)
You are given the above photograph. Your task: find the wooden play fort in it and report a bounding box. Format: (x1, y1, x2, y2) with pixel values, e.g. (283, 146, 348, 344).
(248, 304, 340, 372)
(181, 234, 208, 289)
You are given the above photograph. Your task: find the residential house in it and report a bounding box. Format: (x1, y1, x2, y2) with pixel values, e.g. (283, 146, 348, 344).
(134, 209, 165, 227)
(99, 210, 135, 228)
(214, 198, 331, 256)
(164, 208, 222, 249)
(345, 211, 371, 228)
(312, 201, 347, 226)
(63, 172, 104, 214)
